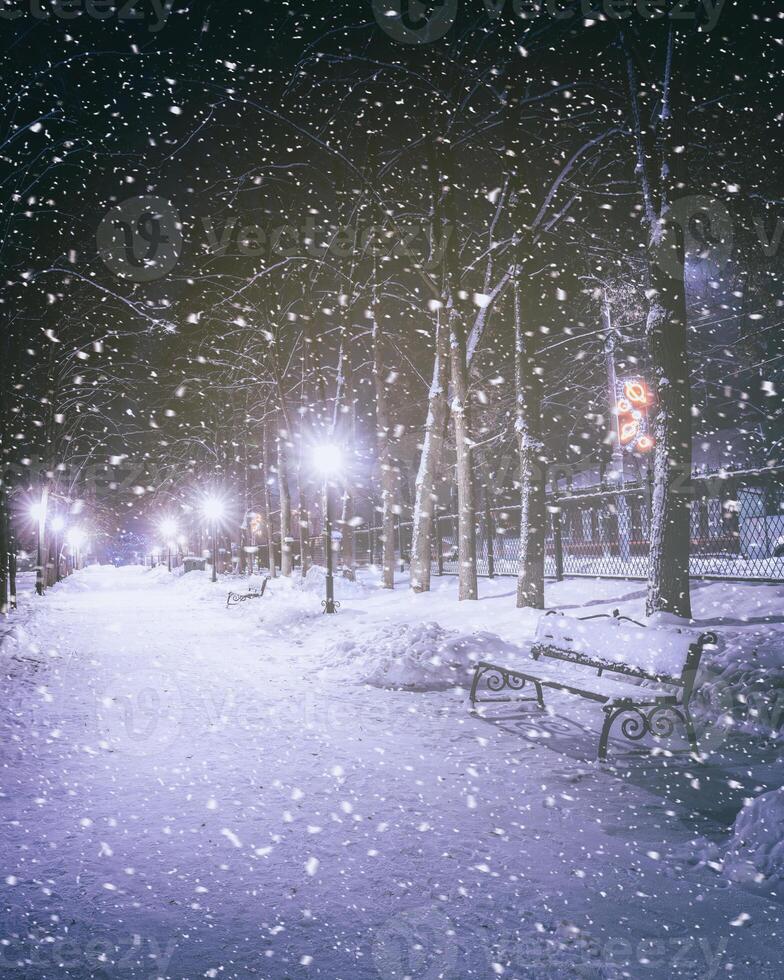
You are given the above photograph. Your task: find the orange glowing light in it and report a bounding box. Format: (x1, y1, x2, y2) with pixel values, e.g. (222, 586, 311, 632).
(624, 380, 648, 405)
(637, 435, 654, 452)
(620, 420, 640, 444)
(616, 398, 631, 413)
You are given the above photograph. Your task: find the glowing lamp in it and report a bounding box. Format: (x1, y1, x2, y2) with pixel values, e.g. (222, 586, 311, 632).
(202, 497, 225, 522)
(160, 518, 178, 540)
(312, 443, 343, 478)
(67, 528, 86, 549)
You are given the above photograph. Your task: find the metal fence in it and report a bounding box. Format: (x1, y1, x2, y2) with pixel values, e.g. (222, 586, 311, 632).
(301, 467, 784, 583)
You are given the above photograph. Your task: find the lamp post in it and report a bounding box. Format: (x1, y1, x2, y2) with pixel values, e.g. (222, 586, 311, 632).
(312, 443, 343, 614)
(203, 498, 224, 583)
(160, 519, 177, 572)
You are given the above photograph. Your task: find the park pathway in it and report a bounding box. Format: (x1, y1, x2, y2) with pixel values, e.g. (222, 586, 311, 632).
(0, 565, 782, 979)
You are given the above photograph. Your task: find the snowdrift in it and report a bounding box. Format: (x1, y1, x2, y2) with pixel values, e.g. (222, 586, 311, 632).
(323, 620, 525, 691)
(722, 787, 784, 896)
(691, 627, 784, 742)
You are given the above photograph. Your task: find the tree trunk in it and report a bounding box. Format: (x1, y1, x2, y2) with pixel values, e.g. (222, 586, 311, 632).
(261, 425, 278, 578)
(297, 484, 311, 577)
(262, 424, 277, 578)
(644, 265, 692, 617)
(8, 517, 16, 609)
(448, 303, 478, 601)
(340, 342, 357, 580)
(276, 420, 293, 577)
(410, 309, 450, 593)
(514, 280, 546, 609)
(296, 325, 313, 578)
(340, 490, 355, 581)
(372, 309, 396, 589)
(624, 26, 692, 618)
(238, 456, 248, 576)
(0, 488, 8, 616)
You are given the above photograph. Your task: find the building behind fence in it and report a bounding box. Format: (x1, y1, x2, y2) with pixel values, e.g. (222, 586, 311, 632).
(305, 467, 784, 583)
(195, 467, 784, 584)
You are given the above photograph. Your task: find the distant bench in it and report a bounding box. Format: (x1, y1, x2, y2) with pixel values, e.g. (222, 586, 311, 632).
(226, 576, 269, 607)
(469, 610, 717, 761)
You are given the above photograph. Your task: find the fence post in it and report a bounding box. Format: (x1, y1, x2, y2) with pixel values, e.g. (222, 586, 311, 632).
(436, 513, 444, 576)
(552, 502, 564, 582)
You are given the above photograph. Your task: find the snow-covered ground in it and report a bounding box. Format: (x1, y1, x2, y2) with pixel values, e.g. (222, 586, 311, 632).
(1, 565, 783, 979)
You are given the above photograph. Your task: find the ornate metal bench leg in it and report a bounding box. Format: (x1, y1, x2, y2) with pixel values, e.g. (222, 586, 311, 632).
(598, 705, 620, 762)
(469, 665, 486, 707)
(683, 706, 699, 756)
(599, 703, 694, 760)
(534, 681, 545, 710)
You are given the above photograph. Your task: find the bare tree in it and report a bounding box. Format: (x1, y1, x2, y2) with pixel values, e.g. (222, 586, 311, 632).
(623, 26, 692, 618)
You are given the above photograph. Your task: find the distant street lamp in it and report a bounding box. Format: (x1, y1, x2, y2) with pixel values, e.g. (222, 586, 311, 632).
(202, 497, 225, 583)
(312, 443, 343, 614)
(160, 518, 178, 572)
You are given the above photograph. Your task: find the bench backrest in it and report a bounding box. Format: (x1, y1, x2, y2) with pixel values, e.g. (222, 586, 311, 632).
(532, 612, 715, 696)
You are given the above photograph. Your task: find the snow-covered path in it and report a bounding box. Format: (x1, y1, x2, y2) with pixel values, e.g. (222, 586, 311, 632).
(1, 566, 783, 979)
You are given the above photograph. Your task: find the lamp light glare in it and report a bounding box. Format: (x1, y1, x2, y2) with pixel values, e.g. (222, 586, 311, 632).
(160, 518, 178, 540)
(312, 443, 343, 477)
(67, 528, 86, 549)
(203, 497, 225, 522)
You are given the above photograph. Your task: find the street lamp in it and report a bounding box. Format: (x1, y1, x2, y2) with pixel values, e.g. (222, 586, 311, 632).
(160, 518, 178, 572)
(202, 497, 225, 583)
(51, 516, 65, 583)
(312, 443, 343, 614)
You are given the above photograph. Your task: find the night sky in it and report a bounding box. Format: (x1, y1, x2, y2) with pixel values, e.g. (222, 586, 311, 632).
(2, 0, 782, 545)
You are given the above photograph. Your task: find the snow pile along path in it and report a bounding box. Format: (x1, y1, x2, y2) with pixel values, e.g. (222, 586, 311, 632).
(722, 787, 784, 897)
(325, 620, 536, 690)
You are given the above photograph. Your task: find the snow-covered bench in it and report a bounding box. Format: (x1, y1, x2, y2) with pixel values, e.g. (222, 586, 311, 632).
(226, 576, 269, 607)
(469, 611, 717, 761)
